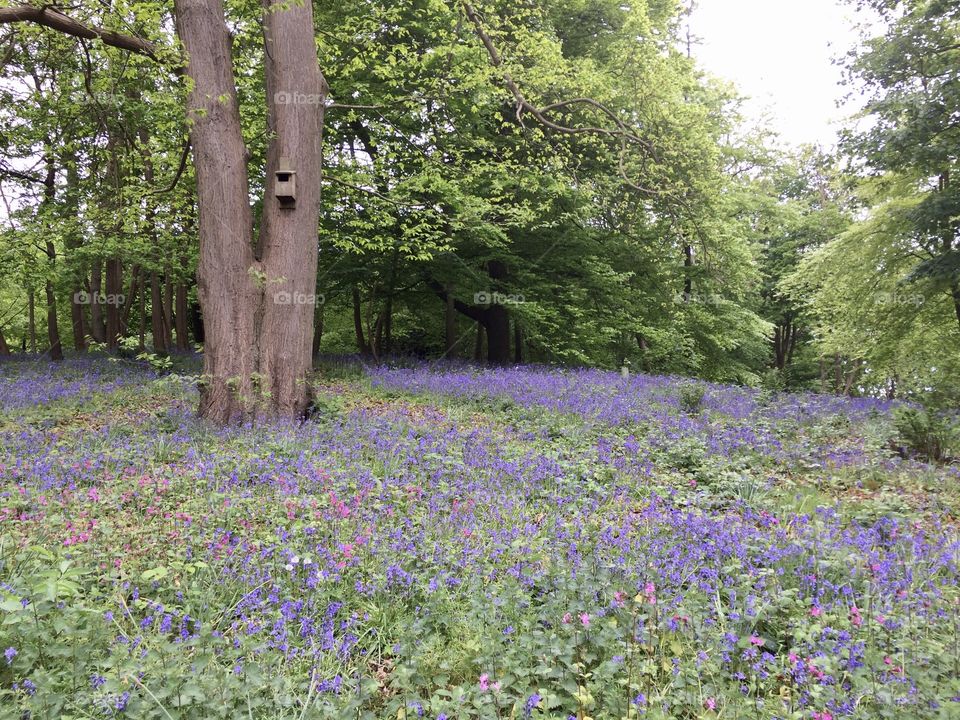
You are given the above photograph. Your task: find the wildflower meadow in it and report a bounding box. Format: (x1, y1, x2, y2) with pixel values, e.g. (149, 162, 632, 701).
(1, 358, 957, 719)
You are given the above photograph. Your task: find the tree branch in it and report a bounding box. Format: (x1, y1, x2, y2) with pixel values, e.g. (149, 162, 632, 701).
(461, 1, 663, 197)
(0, 4, 157, 59)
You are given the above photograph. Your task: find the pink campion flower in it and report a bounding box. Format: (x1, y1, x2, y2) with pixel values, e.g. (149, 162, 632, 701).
(810, 606, 822, 617)
(614, 591, 626, 605)
(579, 613, 591, 628)
(812, 712, 833, 720)
(562, 613, 572, 624)
(788, 653, 799, 664)
(749, 635, 764, 647)
(705, 697, 716, 711)
(850, 605, 863, 627)
(478, 674, 490, 691)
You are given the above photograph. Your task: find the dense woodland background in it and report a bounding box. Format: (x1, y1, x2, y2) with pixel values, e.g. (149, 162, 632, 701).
(0, 0, 957, 401)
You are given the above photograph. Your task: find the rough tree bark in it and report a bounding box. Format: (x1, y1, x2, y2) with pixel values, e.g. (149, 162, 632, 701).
(176, 0, 325, 422)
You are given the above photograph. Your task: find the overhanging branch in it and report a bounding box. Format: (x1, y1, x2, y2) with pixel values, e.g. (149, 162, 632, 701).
(461, 1, 663, 198)
(0, 4, 158, 59)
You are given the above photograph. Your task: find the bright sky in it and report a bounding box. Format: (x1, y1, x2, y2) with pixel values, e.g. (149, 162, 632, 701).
(690, 0, 868, 149)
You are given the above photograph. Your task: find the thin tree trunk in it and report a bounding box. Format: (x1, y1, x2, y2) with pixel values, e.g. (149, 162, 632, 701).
(44, 277, 63, 361)
(41, 157, 63, 361)
(64, 156, 86, 351)
(104, 258, 122, 350)
(513, 319, 522, 364)
(164, 270, 174, 349)
(444, 286, 456, 357)
(151, 273, 169, 354)
(473, 321, 485, 361)
(0, 326, 9, 356)
(843, 359, 862, 397)
(353, 286, 369, 355)
(138, 279, 146, 350)
(175, 283, 190, 350)
(89, 260, 106, 342)
(312, 300, 324, 357)
(27, 290, 36, 353)
(120, 265, 141, 336)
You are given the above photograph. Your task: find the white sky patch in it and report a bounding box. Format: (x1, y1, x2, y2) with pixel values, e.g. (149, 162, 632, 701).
(690, 0, 868, 149)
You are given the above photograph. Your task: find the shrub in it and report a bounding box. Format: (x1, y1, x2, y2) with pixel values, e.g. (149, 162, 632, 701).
(678, 384, 706, 414)
(891, 407, 957, 463)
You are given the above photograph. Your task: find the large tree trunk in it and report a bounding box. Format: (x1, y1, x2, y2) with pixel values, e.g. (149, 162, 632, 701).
(176, 0, 325, 423)
(0, 326, 9, 356)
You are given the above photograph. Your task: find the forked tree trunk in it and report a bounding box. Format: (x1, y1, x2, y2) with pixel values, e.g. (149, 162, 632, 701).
(176, 0, 325, 423)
